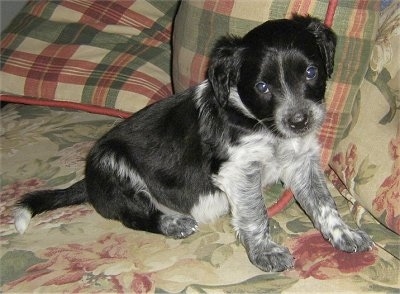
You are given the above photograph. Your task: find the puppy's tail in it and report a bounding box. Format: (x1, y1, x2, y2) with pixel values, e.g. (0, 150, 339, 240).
(14, 179, 88, 234)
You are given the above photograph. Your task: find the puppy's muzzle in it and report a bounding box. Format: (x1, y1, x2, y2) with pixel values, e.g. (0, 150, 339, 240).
(286, 110, 310, 132)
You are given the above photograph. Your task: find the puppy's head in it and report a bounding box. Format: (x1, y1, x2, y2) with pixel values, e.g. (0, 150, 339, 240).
(208, 15, 336, 138)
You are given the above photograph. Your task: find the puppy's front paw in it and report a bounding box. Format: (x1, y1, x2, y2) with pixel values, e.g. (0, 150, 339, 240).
(247, 241, 294, 272)
(159, 215, 198, 239)
(326, 226, 374, 253)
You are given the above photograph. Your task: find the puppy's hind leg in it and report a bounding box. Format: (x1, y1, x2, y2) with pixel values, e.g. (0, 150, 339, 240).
(118, 190, 198, 239)
(86, 150, 198, 239)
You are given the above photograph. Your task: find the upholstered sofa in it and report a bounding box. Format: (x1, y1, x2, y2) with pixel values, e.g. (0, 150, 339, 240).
(1, 0, 399, 292)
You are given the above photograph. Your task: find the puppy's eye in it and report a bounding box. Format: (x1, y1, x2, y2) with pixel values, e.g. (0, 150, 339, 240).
(306, 66, 318, 80)
(255, 82, 270, 94)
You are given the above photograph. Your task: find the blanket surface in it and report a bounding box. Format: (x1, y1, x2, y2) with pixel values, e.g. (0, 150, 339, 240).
(1, 104, 399, 293)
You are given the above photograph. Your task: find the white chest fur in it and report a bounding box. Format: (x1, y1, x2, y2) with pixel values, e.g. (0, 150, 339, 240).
(190, 132, 321, 224)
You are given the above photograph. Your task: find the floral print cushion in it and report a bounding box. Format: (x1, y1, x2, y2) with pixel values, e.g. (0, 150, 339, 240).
(1, 104, 399, 293)
(329, 1, 400, 235)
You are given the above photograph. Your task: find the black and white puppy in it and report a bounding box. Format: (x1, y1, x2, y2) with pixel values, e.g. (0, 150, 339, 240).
(14, 15, 373, 272)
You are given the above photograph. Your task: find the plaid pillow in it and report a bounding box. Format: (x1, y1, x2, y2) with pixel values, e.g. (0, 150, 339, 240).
(1, 0, 180, 117)
(172, 0, 380, 166)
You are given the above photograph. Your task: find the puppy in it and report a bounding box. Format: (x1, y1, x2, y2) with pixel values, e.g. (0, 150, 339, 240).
(14, 15, 373, 272)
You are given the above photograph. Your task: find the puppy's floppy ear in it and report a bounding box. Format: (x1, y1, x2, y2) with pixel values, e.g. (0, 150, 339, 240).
(207, 36, 244, 106)
(293, 14, 337, 78)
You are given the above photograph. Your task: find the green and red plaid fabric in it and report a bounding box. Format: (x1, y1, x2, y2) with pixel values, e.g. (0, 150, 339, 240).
(172, 0, 380, 166)
(1, 0, 180, 117)
(1, 0, 380, 165)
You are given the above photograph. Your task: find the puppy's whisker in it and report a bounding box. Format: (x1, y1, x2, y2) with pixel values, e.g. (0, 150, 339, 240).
(261, 117, 275, 123)
(254, 119, 267, 129)
(254, 117, 275, 129)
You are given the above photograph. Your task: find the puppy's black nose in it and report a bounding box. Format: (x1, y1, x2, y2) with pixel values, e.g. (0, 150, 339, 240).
(288, 111, 309, 130)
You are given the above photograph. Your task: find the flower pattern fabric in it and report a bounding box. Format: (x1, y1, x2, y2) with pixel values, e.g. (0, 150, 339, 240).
(1, 104, 399, 293)
(373, 135, 400, 234)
